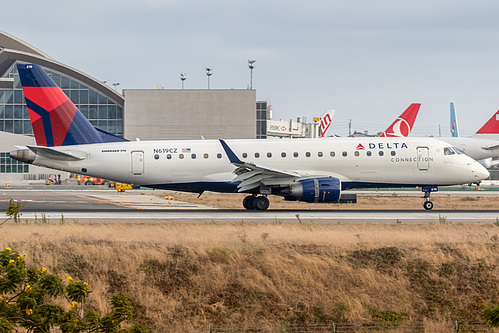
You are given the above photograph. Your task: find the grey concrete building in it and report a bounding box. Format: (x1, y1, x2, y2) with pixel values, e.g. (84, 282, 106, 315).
(124, 89, 257, 140)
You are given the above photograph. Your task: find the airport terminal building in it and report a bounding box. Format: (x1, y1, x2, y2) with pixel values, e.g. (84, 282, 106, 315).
(0, 30, 266, 183)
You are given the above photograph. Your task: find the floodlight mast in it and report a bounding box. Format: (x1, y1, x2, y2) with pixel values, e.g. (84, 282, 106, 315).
(180, 73, 186, 89)
(112, 82, 120, 91)
(206, 67, 212, 89)
(248, 59, 256, 89)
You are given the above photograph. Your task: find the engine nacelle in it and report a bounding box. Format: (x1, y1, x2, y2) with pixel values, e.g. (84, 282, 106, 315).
(288, 177, 341, 203)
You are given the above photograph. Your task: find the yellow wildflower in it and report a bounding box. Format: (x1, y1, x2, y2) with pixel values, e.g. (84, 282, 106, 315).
(68, 301, 78, 311)
(66, 276, 74, 283)
(4, 247, 10, 252)
(26, 309, 33, 316)
(8, 259, 14, 264)
(41, 267, 47, 273)
(18, 255, 23, 259)
(83, 282, 88, 287)
(24, 285, 32, 292)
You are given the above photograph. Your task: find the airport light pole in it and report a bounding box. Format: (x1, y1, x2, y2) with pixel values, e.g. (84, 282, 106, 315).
(112, 82, 120, 91)
(206, 67, 212, 89)
(180, 73, 186, 89)
(248, 59, 255, 89)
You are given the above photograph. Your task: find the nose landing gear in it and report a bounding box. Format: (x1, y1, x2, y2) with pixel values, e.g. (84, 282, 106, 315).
(422, 186, 438, 210)
(243, 195, 270, 210)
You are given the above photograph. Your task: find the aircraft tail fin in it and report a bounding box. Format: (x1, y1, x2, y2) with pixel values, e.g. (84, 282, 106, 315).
(320, 109, 335, 137)
(380, 103, 421, 137)
(474, 110, 499, 138)
(17, 63, 128, 146)
(450, 102, 459, 137)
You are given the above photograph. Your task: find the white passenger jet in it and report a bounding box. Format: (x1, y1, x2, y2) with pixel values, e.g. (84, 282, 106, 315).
(10, 64, 489, 210)
(439, 104, 499, 169)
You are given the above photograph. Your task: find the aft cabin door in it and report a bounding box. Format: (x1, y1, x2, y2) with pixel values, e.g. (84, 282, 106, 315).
(417, 146, 429, 171)
(131, 151, 144, 175)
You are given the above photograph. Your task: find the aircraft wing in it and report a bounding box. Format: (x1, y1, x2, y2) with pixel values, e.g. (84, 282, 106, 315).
(219, 139, 301, 192)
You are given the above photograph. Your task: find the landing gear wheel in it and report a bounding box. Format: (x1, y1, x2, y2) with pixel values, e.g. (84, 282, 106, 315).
(243, 196, 256, 210)
(254, 196, 270, 211)
(423, 201, 434, 211)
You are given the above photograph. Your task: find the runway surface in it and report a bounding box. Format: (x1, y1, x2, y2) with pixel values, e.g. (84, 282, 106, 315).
(1, 187, 498, 223)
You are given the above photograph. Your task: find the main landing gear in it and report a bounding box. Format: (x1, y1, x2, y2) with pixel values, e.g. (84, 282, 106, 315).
(243, 195, 270, 210)
(422, 186, 438, 210)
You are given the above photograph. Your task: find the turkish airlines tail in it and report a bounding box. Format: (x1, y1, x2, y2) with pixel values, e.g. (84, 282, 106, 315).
(450, 103, 459, 137)
(380, 103, 421, 137)
(474, 110, 499, 138)
(320, 109, 335, 137)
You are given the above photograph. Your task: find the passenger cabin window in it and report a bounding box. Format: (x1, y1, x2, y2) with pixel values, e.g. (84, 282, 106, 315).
(255, 152, 260, 158)
(267, 152, 272, 158)
(342, 151, 347, 157)
(217, 153, 222, 159)
(204, 153, 209, 159)
(306, 152, 311, 157)
(167, 154, 172, 159)
(379, 151, 384, 156)
(242, 153, 248, 158)
(293, 152, 299, 157)
(179, 154, 184, 159)
(191, 154, 196, 159)
(391, 151, 396, 156)
(354, 151, 359, 157)
(318, 152, 323, 157)
(444, 147, 455, 155)
(367, 151, 372, 157)
(281, 152, 286, 157)
(330, 151, 335, 157)
(154, 154, 159, 160)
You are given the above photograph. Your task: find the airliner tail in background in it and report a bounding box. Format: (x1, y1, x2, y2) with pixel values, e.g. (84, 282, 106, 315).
(17, 64, 127, 147)
(474, 110, 499, 138)
(380, 103, 421, 137)
(450, 103, 459, 137)
(320, 109, 335, 137)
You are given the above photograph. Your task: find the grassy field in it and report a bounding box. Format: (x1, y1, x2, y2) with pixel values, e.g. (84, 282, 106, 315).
(1, 221, 498, 331)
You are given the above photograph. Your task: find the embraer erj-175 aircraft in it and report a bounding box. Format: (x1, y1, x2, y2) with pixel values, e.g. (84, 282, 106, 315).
(10, 64, 489, 211)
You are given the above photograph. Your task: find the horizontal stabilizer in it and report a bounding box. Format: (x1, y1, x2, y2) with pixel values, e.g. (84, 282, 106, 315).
(27, 145, 85, 161)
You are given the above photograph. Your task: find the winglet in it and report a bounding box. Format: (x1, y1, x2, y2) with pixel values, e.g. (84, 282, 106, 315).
(219, 139, 244, 164)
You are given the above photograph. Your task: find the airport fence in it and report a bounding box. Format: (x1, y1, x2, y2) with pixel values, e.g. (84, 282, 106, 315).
(152, 321, 497, 333)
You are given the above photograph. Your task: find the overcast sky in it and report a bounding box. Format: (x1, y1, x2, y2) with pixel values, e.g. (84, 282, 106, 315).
(4, 0, 499, 137)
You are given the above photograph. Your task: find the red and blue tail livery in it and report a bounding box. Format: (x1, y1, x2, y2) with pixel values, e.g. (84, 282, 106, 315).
(17, 63, 127, 146)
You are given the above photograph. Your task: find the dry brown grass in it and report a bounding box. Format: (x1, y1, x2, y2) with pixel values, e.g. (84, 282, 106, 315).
(158, 191, 499, 210)
(1, 222, 498, 331)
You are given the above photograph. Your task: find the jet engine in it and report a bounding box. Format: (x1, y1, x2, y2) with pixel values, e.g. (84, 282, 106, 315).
(288, 177, 341, 203)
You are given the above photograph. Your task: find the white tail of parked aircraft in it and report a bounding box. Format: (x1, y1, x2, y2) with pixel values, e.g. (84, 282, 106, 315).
(320, 109, 335, 137)
(10, 64, 489, 211)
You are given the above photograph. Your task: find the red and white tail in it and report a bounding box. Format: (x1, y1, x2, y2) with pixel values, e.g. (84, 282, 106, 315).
(320, 109, 335, 137)
(474, 110, 499, 138)
(380, 103, 421, 137)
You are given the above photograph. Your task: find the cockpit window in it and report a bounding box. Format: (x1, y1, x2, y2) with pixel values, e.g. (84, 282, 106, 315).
(453, 147, 464, 154)
(444, 147, 455, 155)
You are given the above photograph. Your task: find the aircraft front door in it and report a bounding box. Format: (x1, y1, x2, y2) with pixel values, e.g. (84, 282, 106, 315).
(417, 146, 430, 171)
(131, 151, 144, 175)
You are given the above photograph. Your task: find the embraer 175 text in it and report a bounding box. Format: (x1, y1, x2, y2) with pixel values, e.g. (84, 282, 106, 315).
(10, 64, 489, 210)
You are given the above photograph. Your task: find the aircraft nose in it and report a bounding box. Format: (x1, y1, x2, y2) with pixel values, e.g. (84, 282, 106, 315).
(471, 161, 490, 180)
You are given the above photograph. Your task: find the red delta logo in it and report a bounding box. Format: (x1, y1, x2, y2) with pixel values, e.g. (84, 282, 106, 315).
(356, 143, 365, 150)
